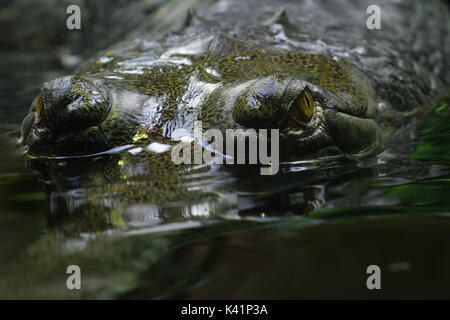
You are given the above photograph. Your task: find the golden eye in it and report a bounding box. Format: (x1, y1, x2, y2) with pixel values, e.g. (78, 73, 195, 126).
(290, 87, 314, 124)
(34, 94, 43, 117)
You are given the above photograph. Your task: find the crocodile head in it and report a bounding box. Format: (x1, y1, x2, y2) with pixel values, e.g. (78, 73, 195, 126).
(20, 34, 383, 160)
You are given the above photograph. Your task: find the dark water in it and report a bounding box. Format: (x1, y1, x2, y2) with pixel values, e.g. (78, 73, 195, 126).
(1, 51, 450, 299)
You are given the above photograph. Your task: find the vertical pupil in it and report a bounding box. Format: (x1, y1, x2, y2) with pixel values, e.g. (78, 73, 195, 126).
(305, 95, 311, 109)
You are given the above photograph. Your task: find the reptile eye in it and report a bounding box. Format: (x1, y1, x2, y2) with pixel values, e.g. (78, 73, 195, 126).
(33, 94, 43, 117)
(290, 87, 314, 124)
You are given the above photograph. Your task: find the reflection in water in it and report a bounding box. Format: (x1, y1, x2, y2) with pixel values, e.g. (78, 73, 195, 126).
(28, 150, 357, 239)
(28, 128, 448, 241)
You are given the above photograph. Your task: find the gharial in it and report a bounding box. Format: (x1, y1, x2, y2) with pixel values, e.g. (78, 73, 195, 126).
(20, 0, 450, 160)
(16, 0, 450, 220)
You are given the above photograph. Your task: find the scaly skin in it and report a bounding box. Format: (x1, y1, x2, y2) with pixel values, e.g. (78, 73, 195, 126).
(22, 33, 383, 158)
(21, 0, 450, 158)
(18, 0, 450, 234)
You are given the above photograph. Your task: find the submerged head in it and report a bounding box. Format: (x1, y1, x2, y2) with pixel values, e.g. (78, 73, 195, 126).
(20, 36, 383, 159)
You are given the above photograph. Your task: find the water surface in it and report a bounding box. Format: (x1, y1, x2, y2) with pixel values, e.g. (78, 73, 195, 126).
(1, 51, 450, 299)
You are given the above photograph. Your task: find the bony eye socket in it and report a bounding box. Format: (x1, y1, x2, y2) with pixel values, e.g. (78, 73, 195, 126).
(290, 87, 314, 124)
